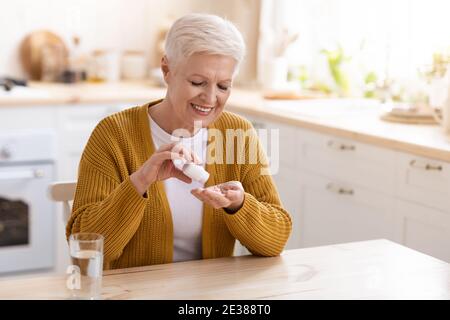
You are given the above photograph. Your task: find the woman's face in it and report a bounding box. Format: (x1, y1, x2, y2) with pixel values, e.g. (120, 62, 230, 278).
(163, 53, 237, 131)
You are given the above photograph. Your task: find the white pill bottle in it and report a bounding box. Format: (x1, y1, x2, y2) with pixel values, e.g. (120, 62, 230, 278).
(172, 158, 210, 184)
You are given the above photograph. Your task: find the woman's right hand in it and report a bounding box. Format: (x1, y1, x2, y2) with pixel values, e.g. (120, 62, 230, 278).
(130, 142, 201, 196)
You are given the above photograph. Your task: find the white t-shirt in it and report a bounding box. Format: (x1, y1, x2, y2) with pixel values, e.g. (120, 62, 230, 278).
(148, 114, 208, 262)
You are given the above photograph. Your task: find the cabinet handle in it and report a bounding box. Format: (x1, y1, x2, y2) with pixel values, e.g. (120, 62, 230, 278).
(327, 140, 355, 151)
(409, 160, 443, 171)
(0, 147, 11, 159)
(326, 183, 354, 195)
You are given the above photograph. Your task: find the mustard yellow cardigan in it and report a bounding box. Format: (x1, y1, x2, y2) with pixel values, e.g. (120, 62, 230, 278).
(66, 101, 292, 270)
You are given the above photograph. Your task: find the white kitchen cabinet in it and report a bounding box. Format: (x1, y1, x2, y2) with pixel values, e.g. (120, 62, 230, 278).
(298, 170, 396, 247)
(232, 109, 450, 263)
(297, 128, 397, 195)
(0, 103, 128, 181)
(395, 200, 450, 262)
(272, 166, 302, 249)
(0, 105, 56, 130)
(235, 111, 397, 250)
(396, 153, 450, 214)
(261, 120, 298, 171)
(234, 113, 299, 170)
(56, 103, 127, 180)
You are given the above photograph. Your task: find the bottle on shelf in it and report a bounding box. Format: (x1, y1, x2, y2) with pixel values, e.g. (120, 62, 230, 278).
(62, 35, 88, 83)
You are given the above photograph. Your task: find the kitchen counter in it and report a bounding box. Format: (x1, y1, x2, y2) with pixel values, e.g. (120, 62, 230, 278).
(0, 81, 166, 106)
(0, 239, 448, 299)
(1, 81, 449, 162)
(227, 90, 450, 162)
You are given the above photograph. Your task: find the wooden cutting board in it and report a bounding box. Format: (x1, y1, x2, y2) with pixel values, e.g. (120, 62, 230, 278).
(380, 105, 439, 125)
(380, 113, 438, 124)
(263, 90, 326, 100)
(19, 30, 68, 80)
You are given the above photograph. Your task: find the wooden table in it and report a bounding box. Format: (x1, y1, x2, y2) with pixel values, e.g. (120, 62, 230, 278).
(0, 239, 448, 299)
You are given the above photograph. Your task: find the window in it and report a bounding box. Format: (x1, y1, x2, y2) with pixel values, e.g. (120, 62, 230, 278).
(260, 0, 450, 98)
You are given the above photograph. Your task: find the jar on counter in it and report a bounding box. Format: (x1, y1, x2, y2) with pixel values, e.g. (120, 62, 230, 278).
(87, 50, 121, 82)
(121, 50, 147, 80)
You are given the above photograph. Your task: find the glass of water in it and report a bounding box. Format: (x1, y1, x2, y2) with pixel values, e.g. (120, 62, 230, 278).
(67, 233, 104, 300)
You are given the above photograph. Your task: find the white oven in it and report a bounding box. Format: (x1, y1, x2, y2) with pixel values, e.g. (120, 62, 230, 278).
(0, 129, 56, 275)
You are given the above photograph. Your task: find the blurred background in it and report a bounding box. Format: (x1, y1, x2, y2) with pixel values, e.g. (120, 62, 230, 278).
(0, 0, 259, 86)
(0, 0, 449, 100)
(1, 0, 450, 280)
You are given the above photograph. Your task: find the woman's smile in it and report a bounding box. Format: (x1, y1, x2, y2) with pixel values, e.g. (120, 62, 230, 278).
(190, 103, 215, 116)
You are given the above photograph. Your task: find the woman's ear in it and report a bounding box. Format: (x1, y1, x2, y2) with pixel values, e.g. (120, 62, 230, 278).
(161, 55, 171, 83)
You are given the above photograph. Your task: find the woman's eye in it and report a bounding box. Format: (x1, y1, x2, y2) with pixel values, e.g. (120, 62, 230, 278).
(218, 85, 229, 91)
(191, 81, 203, 86)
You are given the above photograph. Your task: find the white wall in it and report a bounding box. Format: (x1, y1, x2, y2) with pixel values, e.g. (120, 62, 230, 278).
(0, 0, 259, 84)
(187, 0, 261, 86)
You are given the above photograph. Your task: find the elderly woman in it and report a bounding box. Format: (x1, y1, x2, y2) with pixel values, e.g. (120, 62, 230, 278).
(67, 13, 292, 270)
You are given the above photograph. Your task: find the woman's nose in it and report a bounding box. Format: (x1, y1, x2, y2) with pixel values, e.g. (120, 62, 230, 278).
(200, 85, 217, 105)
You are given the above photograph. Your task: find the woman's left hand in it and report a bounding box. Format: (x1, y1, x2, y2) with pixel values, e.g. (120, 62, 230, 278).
(191, 181, 245, 213)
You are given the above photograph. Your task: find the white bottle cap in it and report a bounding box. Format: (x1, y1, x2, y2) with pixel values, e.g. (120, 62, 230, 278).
(183, 163, 210, 184)
(172, 158, 186, 171)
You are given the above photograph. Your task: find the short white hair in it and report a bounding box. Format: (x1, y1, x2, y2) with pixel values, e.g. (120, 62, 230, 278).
(164, 13, 246, 73)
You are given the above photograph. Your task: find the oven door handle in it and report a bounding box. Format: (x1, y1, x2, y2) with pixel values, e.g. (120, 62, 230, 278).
(0, 169, 44, 180)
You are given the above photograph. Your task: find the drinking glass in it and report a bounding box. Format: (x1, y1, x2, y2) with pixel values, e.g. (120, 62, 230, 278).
(67, 233, 104, 300)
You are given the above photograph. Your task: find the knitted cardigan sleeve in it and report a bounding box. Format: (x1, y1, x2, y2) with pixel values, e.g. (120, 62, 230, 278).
(222, 116, 292, 256)
(66, 118, 148, 263)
